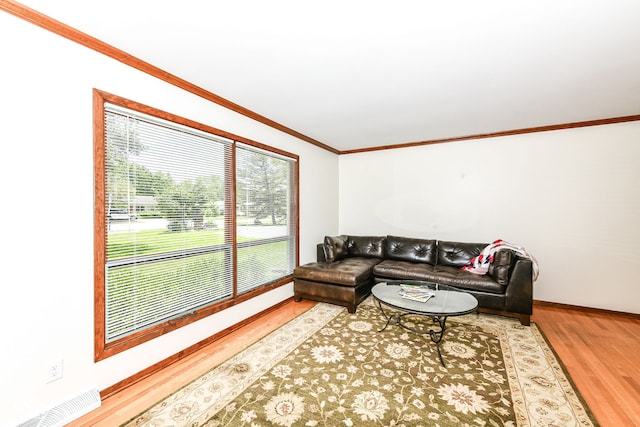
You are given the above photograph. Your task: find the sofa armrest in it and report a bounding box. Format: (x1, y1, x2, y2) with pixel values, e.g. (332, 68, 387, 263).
(317, 243, 327, 262)
(505, 257, 533, 316)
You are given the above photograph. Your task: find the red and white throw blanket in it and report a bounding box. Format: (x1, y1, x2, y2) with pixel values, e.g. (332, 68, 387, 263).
(461, 239, 539, 281)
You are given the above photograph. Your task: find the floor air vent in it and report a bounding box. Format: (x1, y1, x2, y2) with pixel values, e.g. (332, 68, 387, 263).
(18, 387, 101, 427)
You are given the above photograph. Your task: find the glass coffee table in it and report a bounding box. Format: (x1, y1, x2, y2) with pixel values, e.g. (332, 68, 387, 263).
(371, 280, 478, 367)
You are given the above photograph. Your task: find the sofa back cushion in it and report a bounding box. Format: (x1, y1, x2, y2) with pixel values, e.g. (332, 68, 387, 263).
(347, 235, 386, 258)
(323, 235, 349, 262)
(438, 241, 486, 267)
(385, 235, 437, 264)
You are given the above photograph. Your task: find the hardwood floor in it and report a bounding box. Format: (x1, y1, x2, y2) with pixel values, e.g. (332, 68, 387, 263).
(532, 302, 640, 427)
(69, 299, 640, 426)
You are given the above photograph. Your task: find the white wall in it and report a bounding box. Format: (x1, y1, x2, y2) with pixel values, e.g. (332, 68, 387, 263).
(339, 122, 640, 314)
(0, 12, 338, 426)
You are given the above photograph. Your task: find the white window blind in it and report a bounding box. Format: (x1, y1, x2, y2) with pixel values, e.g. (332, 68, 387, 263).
(235, 144, 296, 294)
(103, 105, 234, 342)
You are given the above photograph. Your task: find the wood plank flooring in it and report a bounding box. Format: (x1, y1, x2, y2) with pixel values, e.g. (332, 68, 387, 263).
(69, 299, 640, 426)
(532, 303, 640, 427)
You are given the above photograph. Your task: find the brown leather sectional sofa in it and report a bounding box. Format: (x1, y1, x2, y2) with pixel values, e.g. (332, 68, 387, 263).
(293, 235, 534, 325)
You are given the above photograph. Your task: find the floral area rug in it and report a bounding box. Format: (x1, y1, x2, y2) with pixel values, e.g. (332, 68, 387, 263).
(124, 298, 598, 426)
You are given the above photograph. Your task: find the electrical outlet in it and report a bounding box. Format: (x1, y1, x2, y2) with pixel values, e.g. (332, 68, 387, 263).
(46, 359, 63, 383)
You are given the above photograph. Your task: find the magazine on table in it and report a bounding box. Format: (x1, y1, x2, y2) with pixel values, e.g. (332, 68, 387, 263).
(397, 284, 435, 303)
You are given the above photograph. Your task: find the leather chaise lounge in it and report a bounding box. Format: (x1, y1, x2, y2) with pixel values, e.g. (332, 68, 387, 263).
(293, 235, 534, 325)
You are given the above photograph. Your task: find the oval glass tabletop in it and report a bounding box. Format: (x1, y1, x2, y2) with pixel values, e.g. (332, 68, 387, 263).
(371, 280, 478, 316)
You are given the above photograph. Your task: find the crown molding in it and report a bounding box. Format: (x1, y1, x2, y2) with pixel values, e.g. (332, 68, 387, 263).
(339, 114, 640, 155)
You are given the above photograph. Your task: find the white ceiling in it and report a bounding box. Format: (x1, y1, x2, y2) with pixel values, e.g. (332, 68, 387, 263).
(18, 0, 640, 152)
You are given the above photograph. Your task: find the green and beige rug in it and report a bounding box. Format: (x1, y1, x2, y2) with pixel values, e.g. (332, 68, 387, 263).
(124, 299, 599, 426)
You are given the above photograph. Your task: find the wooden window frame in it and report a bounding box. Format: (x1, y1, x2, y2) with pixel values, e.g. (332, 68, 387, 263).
(93, 89, 299, 361)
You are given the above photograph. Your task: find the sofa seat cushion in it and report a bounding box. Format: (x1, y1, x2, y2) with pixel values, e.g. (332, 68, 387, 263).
(374, 260, 504, 294)
(294, 257, 382, 287)
(373, 259, 437, 281)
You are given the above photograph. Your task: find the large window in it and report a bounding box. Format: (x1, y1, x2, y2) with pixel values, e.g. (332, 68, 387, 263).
(94, 90, 298, 360)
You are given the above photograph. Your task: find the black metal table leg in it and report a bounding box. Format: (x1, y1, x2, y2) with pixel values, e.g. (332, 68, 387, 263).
(374, 297, 450, 367)
(428, 316, 448, 367)
(376, 299, 397, 332)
